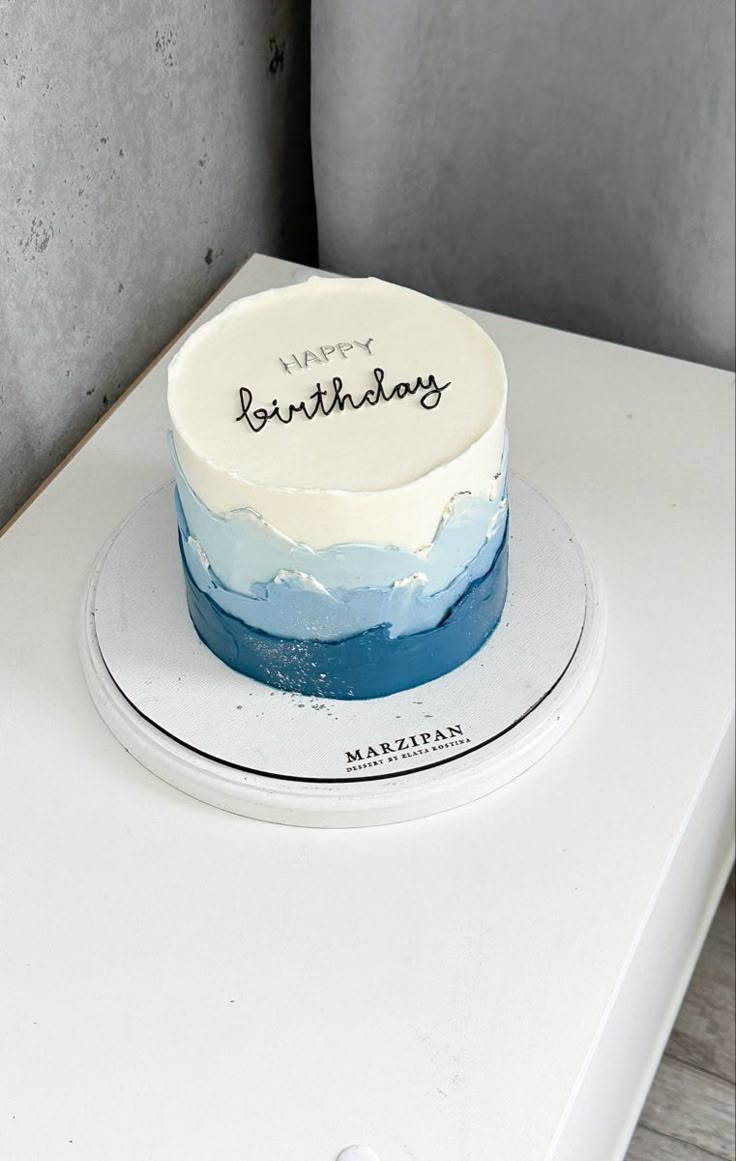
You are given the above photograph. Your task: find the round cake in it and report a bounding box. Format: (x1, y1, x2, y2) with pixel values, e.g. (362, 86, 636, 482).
(167, 275, 509, 699)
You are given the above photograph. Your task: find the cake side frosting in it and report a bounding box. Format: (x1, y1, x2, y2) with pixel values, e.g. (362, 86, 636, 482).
(179, 522, 509, 700)
(173, 439, 508, 641)
(170, 431, 507, 595)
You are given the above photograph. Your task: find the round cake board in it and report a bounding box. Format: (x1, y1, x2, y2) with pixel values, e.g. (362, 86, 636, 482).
(79, 476, 606, 827)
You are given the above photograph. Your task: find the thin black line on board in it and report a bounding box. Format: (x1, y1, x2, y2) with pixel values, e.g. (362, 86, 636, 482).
(96, 611, 587, 785)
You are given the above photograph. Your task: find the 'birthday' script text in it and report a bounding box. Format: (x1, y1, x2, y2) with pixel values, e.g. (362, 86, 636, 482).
(236, 367, 452, 433)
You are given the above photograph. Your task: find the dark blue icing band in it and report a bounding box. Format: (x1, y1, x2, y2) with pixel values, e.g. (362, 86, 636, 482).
(178, 524, 509, 700)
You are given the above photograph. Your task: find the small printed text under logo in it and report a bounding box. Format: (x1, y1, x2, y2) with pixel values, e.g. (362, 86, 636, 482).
(345, 725, 469, 772)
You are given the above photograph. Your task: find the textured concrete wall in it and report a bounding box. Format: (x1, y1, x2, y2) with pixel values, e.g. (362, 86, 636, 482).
(312, 0, 735, 371)
(1, 0, 315, 528)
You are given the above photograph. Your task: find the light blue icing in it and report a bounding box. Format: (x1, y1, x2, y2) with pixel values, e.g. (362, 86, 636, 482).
(168, 431, 508, 598)
(176, 489, 508, 640)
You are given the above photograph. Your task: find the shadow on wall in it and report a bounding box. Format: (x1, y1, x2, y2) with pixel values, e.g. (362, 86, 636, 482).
(0, 0, 317, 529)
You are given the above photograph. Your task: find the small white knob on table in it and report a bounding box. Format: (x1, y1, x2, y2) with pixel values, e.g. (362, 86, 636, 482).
(337, 1148, 381, 1161)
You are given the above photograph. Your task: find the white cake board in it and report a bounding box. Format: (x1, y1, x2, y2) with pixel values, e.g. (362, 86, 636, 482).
(79, 475, 606, 827)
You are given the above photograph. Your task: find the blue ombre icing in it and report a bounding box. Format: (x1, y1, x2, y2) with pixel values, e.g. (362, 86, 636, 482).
(178, 502, 506, 641)
(169, 436, 509, 698)
(179, 523, 508, 700)
(170, 431, 507, 598)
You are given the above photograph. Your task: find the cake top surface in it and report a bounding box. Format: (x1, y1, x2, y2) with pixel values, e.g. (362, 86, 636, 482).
(168, 275, 506, 498)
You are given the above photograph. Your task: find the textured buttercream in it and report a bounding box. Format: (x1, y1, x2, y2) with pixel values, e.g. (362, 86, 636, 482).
(176, 489, 508, 641)
(170, 432, 508, 599)
(180, 524, 509, 700)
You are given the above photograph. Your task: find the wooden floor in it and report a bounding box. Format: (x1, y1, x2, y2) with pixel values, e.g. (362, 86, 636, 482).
(625, 871, 735, 1161)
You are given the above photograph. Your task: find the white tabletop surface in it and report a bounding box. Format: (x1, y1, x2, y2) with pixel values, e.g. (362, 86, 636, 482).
(1, 254, 734, 1161)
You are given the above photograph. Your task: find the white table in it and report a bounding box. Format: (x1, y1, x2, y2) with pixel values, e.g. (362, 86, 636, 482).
(1, 254, 734, 1161)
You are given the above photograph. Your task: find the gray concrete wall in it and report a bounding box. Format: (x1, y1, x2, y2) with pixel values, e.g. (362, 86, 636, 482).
(312, 0, 735, 372)
(1, 0, 315, 528)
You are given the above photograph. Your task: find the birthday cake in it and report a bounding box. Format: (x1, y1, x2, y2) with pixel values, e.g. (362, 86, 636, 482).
(167, 275, 508, 699)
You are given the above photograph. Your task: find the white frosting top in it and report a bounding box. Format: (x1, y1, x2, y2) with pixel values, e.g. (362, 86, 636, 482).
(168, 276, 507, 550)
